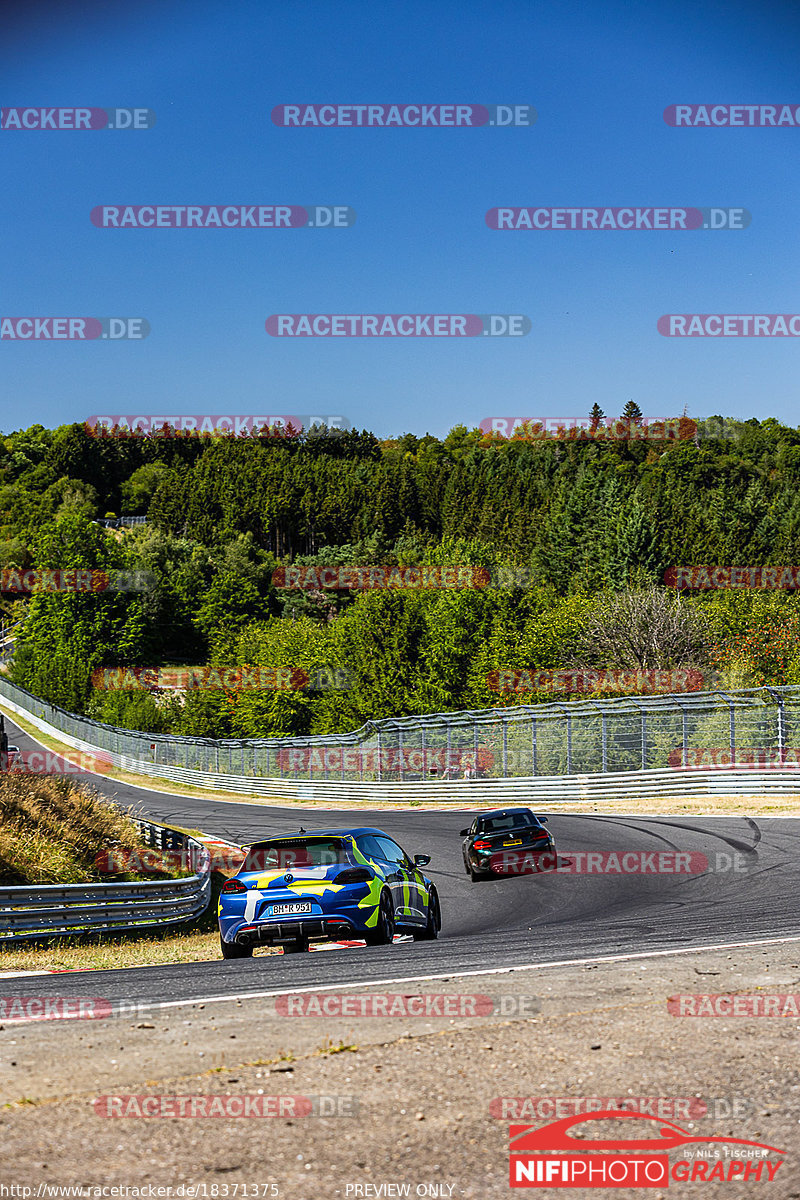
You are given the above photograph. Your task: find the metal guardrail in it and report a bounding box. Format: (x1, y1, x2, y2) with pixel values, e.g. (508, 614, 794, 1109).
(0, 821, 211, 943)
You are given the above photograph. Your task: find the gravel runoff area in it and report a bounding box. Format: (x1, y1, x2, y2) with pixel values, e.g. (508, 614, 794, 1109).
(1, 940, 800, 1197)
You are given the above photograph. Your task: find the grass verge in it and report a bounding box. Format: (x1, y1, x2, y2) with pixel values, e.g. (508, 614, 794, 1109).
(0, 773, 167, 885)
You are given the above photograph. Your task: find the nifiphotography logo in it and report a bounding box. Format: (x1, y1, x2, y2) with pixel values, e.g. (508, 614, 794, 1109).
(508, 1111, 785, 1188)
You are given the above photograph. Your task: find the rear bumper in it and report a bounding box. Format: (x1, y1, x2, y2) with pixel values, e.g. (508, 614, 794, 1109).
(231, 916, 359, 946)
(484, 843, 557, 874)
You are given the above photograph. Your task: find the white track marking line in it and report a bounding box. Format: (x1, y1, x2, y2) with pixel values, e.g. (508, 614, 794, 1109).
(0, 970, 59, 978)
(118, 933, 800, 1013)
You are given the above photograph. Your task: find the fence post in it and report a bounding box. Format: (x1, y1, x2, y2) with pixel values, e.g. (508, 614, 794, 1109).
(502, 716, 508, 777)
(778, 694, 786, 762)
(398, 727, 404, 782)
(729, 697, 736, 766)
(531, 716, 537, 777)
(682, 709, 688, 767)
(567, 712, 572, 774)
(766, 688, 787, 762)
(601, 710, 607, 773)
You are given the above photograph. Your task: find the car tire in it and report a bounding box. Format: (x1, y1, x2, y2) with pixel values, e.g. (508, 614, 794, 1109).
(470, 864, 488, 882)
(364, 889, 395, 945)
(413, 888, 440, 941)
(220, 935, 253, 959)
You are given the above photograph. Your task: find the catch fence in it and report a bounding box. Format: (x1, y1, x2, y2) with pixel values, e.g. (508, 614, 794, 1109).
(0, 675, 798, 791)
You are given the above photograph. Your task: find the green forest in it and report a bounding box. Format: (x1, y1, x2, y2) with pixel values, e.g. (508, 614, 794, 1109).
(2, 413, 800, 740)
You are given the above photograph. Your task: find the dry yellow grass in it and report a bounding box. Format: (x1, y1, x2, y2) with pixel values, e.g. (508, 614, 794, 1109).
(0, 773, 160, 885)
(0, 929, 278, 972)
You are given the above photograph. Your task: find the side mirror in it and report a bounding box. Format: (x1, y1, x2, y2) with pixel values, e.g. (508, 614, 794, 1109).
(459, 828, 470, 837)
(538, 816, 548, 823)
(413, 854, 431, 867)
(7, 745, 19, 754)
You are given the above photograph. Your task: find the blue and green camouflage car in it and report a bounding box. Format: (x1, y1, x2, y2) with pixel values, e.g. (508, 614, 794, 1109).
(218, 827, 441, 957)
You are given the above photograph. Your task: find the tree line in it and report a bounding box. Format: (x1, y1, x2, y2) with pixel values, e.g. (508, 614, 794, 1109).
(3, 412, 800, 738)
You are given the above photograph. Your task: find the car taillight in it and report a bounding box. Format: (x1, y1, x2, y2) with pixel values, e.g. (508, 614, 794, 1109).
(335, 867, 371, 884)
(221, 878, 247, 894)
(473, 840, 492, 851)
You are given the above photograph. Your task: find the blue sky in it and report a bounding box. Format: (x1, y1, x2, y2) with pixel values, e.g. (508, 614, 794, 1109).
(1, 0, 799, 439)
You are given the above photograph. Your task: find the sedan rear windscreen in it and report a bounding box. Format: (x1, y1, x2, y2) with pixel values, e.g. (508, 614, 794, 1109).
(478, 814, 537, 834)
(242, 838, 350, 871)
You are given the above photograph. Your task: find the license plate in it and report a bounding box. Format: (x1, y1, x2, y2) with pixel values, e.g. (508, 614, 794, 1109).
(503, 839, 522, 846)
(272, 902, 312, 916)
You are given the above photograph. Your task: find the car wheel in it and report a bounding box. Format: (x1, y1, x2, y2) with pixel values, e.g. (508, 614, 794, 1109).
(364, 889, 395, 945)
(282, 939, 309, 953)
(470, 863, 488, 882)
(463, 855, 472, 875)
(220, 935, 253, 959)
(413, 888, 440, 941)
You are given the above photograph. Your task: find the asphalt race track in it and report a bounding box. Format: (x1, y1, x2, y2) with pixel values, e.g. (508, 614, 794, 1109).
(3, 715, 800, 1007)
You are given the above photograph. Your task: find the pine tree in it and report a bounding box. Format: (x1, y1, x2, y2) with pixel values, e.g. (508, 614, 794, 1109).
(589, 403, 605, 431)
(621, 400, 643, 424)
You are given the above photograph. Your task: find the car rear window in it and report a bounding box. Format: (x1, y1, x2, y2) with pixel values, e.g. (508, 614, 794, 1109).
(242, 838, 350, 871)
(479, 814, 537, 834)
